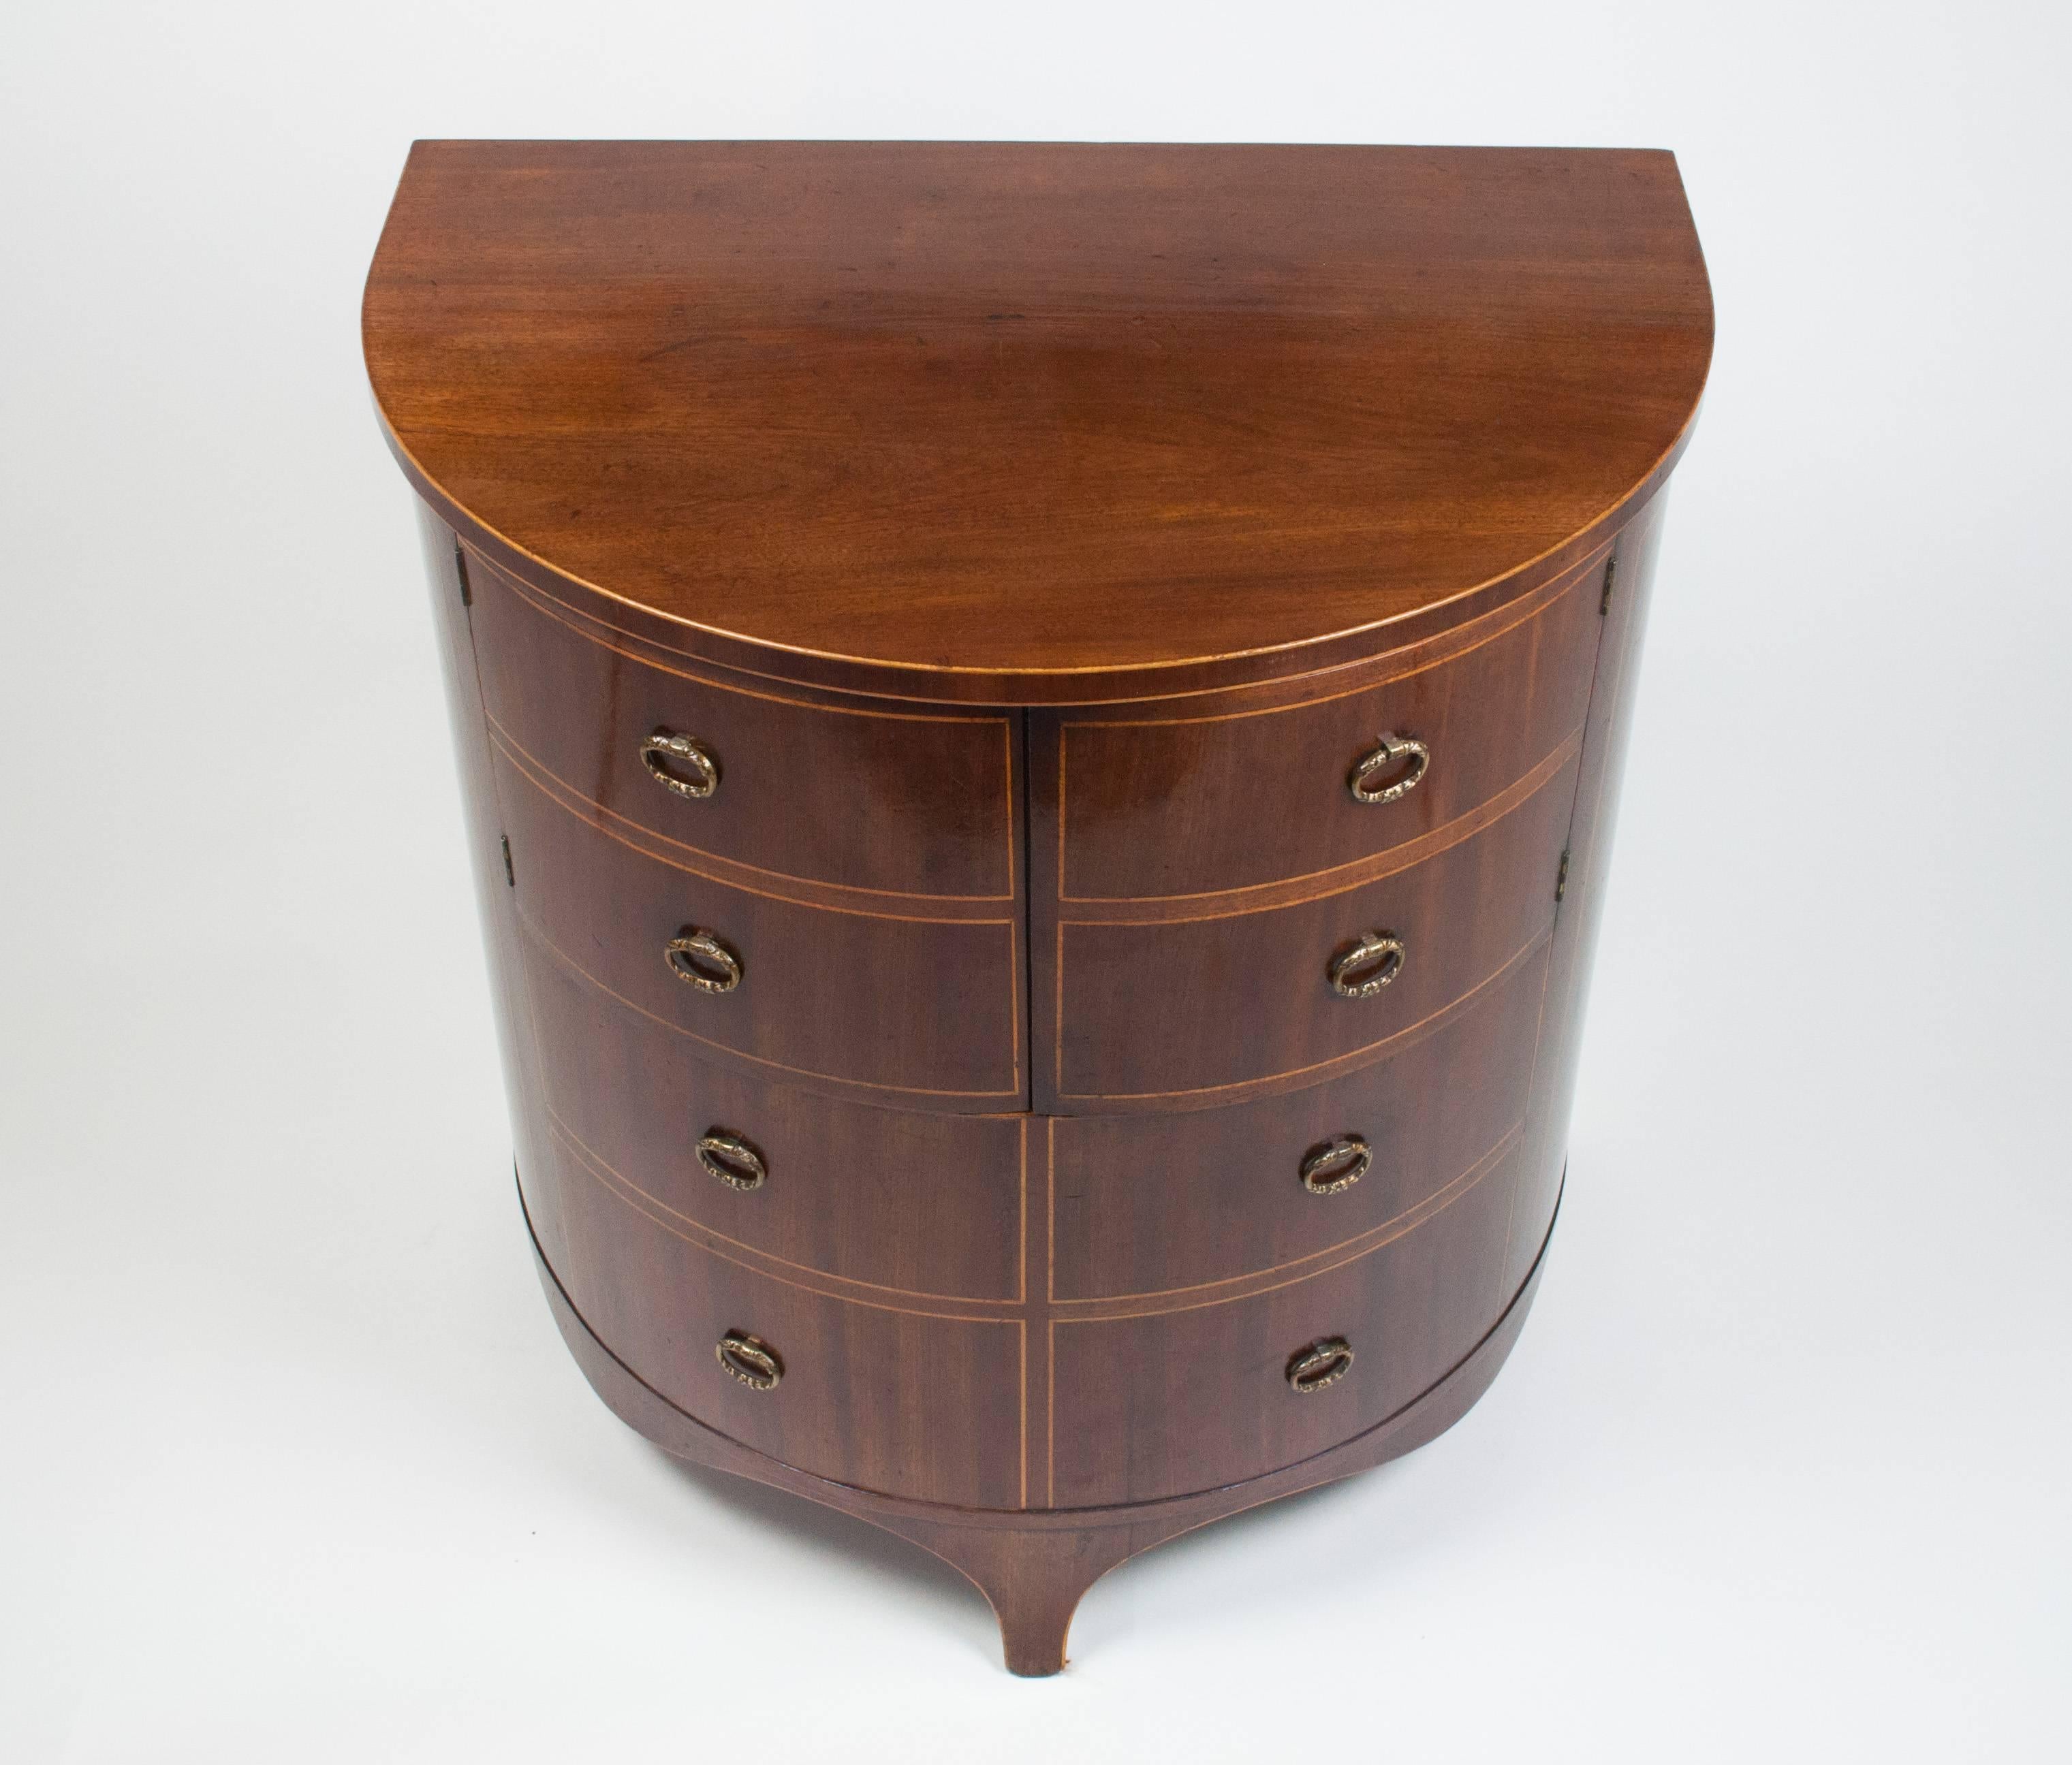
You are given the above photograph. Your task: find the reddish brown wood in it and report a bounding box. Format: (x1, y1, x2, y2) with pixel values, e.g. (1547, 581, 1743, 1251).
(496, 734, 1025, 1109)
(1049, 1141, 1523, 1508)
(376, 142, 1706, 1675)
(524, 938, 1027, 1301)
(1043, 751, 1577, 1105)
(469, 548, 1019, 898)
(525, 1136, 1026, 1510)
(528, 1175, 1558, 1675)
(1048, 558, 1604, 901)
(366, 141, 1711, 704)
(1049, 944, 1547, 1301)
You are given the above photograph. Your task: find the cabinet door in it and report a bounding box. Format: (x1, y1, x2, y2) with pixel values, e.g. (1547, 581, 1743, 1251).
(525, 1133, 1026, 1510)
(1049, 752, 1575, 1105)
(1047, 1141, 1522, 1509)
(1050, 942, 1545, 1301)
(527, 939, 1026, 1301)
(471, 554, 1019, 900)
(496, 740, 1024, 1109)
(1049, 567, 1601, 900)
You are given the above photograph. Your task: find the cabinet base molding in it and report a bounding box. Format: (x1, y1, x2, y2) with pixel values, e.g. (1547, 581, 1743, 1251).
(526, 1176, 1557, 1676)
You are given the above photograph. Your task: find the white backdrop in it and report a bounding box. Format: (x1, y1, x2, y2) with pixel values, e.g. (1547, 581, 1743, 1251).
(3, 3, 2067, 1759)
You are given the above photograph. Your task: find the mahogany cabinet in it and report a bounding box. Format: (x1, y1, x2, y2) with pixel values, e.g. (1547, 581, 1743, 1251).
(364, 140, 1711, 1674)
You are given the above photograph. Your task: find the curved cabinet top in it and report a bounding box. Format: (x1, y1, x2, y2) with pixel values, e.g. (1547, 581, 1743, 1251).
(364, 140, 1712, 705)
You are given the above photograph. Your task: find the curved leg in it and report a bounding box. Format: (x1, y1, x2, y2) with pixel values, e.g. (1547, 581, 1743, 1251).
(524, 1179, 1558, 1676)
(874, 1518, 1144, 1676)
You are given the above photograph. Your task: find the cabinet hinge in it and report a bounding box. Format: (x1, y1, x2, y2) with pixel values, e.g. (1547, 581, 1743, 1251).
(1555, 846, 1571, 902)
(1599, 554, 1616, 616)
(501, 835, 515, 887)
(455, 539, 473, 607)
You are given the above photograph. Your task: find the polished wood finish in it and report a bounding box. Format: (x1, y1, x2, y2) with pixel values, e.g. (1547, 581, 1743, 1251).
(1043, 750, 1576, 1104)
(1050, 1140, 1524, 1507)
(1049, 944, 1547, 1301)
(470, 552, 1018, 898)
(525, 939, 1026, 1301)
(496, 731, 1024, 1107)
(366, 140, 1712, 704)
(373, 142, 1708, 1675)
(527, 1130, 1026, 1509)
(1050, 559, 1604, 901)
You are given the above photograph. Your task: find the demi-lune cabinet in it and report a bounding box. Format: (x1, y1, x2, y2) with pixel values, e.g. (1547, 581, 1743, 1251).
(364, 140, 1711, 1674)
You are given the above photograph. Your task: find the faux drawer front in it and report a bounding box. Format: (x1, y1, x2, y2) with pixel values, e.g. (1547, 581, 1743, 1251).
(1052, 567, 1601, 901)
(1051, 941, 1547, 1301)
(1053, 750, 1577, 1103)
(524, 935, 1025, 1301)
(495, 740, 1023, 1107)
(524, 1138, 1024, 1510)
(1048, 1139, 1523, 1508)
(470, 556, 1018, 899)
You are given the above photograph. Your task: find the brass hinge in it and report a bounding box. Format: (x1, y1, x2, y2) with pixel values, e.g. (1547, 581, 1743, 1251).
(455, 539, 473, 607)
(1599, 555, 1616, 616)
(1555, 846, 1571, 902)
(501, 835, 515, 887)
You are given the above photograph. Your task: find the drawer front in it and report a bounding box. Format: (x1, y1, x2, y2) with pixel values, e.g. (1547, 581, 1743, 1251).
(1051, 941, 1547, 1300)
(524, 934, 1025, 1301)
(1053, 750, 1576, 1102)
(495, 740, 1023, 1106)
(1052, 568, 1601, 901)
(1048, 1139, 1522, 1508)
(470, 558, 1018, 900)
(525, 1138, 1024, 1509)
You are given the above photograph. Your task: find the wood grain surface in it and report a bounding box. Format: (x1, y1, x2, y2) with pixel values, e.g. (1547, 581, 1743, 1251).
(367, 141, 1711, 703)
(378, 144, 1701, 1673)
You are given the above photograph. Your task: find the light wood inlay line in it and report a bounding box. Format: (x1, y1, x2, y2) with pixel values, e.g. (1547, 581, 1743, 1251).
(484, 709, 1016, 908)
(541, 1101, 1023, 1305)
(492, 727, 1016, 925)
(1058, 733, 1581, 921)
(1055, 1134, 1522, 1325)
(1056, 927, 1555, 1107)
(549, 1121, 1026, 1322)
(1049, 1119, 1528, 1307)
(484, 550, 1022, 728)
(1062, 552, 1599, 728)
(519, 913, 1025, 1101)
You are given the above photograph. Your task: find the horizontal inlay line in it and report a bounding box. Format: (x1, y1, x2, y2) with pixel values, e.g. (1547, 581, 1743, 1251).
(1059, 551, 1597, 730)
(550, 1097, 1520, 1326)
(547, 1115, 1026, 1313)
(481, 550, 1020, 727)
(1050, 1126, 1524, 1320)
(485, 708, 1016, 907)
(493, 730, 1016, 925)
(1058, 732, 1581, 918)
(1055, 925, 1553, 1107)
(1052, 1126, 1524, 1301)
(518, 915, 1025, 1101)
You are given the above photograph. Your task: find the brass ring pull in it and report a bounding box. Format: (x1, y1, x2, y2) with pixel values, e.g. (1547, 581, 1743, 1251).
(1329, 932, 1405, 999)
(1286, 1337, 1355, 1394)
(1349, 732, 1430, 804)
(665, 927, 742, 993)
(642, 729, 721, 799)
(1300, 1134, 1370, 1196)
(697, 1129, 767, 1192)
(716, 1330, 783, 1390)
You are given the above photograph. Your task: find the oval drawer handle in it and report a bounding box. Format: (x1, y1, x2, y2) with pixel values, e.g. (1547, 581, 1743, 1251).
(642, 729, 721, 799)
(1328, 932, 1405, 998)
(1349, 732, 1429, 805)
(1286, 1337, 1355, 1394)
(1300, 1134, 1370, 1196)
(716, 1330, 783, 1390)
(665, 927, 742, 993)
(697, 1128, 768, 1192)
